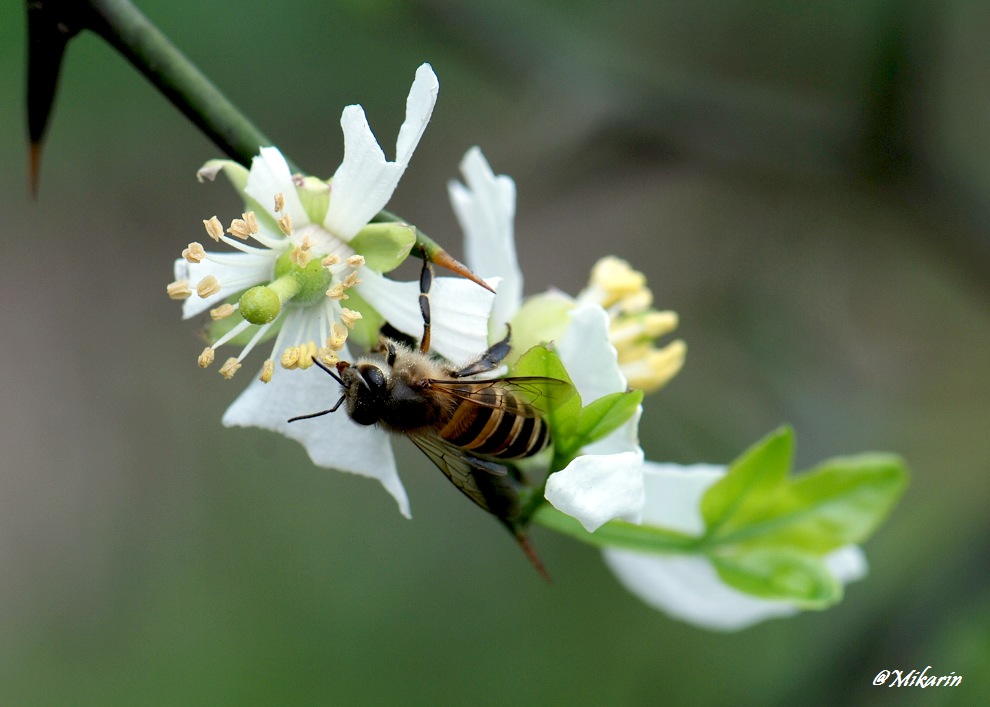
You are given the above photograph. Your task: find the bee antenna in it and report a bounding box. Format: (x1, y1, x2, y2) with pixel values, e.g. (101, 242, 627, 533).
(287, 394, 346, 423)
(311, 356, 344, 384)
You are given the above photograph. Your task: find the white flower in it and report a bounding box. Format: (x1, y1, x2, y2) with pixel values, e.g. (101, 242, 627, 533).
(601, 463, 869, 631)
(450, 147, 681, 530)
(169, 65, 496, 517)
(452, 147, 870, 631)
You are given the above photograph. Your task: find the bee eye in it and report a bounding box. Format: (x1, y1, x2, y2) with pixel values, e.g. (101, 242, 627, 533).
(360, 365, 387, 393)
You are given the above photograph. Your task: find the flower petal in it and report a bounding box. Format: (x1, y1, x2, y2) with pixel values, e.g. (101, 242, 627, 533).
(556, 302, 626, 404)
(324, 64, 439, 240)
(174, 252, 274, 319)
(244, 147, 309, 226)
(601, 551, 800, 631)
(221, 364, 410, 518)
(638, 462, 725, 534)
(450, 147, 521, 335)
(545, 450, 646, 532)
(355, 268, 497, 367)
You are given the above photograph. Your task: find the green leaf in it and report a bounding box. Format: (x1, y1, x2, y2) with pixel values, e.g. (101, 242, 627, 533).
(716, 454, 908, 553)
(349, 222, 416, 272)
(701, 426, 793, 536)
(575, 390, 644, 448)
(512, 344, 581, 444)
(710, 548, 841, 608)
(507, 293, 573, 366)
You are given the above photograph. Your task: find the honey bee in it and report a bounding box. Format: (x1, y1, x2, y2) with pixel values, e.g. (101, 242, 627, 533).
(289, 255, 569, 579)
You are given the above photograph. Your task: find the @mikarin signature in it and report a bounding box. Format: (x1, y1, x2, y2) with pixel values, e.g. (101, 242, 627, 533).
(873, 667, 962, 688)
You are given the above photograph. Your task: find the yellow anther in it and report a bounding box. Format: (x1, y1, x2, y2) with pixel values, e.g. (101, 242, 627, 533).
(317, 348, 339, 366)
(326, 282, 348, 300)
(340, 308, 363, 329)
(621, 340, 686, 392)
(203, 216, 224, 241)
(209, 303, 236, 321)
(328, 322, 348, 350)
(322, 253, 341, 268)
(242, 211, 260, 235)
(182, 242, 206, 263)
(197, 346, 215, 368)
(227, 218, 251, 239)
(259, 359, 275, 383)
(297, 341, 318, 369)
(219, 357, 242, 379)
(618, 288, 653, 314)
(289, 245, 312, 267)
(196, 275, 221, 298)
(274, 192, 285, 213)
(341, 271, 361, 289)
(281, 346, 301, 369)
(589, 256, 647, 308)
(345, 254, 366, 268)
(642, 310, 678, 338)
(278, 212, 293, 236)
(167, 279, 192, 300)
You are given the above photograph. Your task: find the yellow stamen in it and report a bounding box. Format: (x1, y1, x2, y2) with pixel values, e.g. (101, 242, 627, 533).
(274, 192, 285, 213)
(259, 359, 275, 383)
(196, 275, 221, 298)
(203, 216, 224, 241)
(589, 256, 647, 308)
(317, 348, 339, 366)
(219, 357, 242, 379)
(243, 211, 260, 235)
(341, 271, 361, 289)
(281, 346, 301, 369)
(227, 218, 251, 239)
(345, 254, 366, 268)
(297, 341, 318, 369)
(340, 308, 362, 328)
(182, 242, 206, 263)
(210, 303, 236, 321)
(289, 246, 311, 267)
(328, 323, 348, 351)
(278, 213, 293, 236)
(622, 340, 686, 392)
(326, 283, 348, 300)
(322, 253, 341, 268)
(167, 279, 192, 300)
(642, 311, 678, 337)
(618, 288, 653, 314)
(198, 347, 215, 368)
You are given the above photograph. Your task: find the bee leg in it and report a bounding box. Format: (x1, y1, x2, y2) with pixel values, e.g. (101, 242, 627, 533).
(451, 324, 512, 378)
(418, 245, 433, 354)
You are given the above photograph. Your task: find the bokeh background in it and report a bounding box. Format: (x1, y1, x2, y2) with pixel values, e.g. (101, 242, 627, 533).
(2, 1, 988, 704)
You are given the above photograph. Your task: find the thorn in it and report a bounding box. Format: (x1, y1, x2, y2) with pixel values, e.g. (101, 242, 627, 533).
(25, 0, 84, 198)
(28, 142, 42, 199)
(428, 247, 496, 294)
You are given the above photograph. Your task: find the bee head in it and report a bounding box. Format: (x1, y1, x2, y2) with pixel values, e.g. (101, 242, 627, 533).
(342, 362, 390, 425)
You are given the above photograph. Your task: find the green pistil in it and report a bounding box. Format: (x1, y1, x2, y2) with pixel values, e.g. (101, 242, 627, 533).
(273, 250, 334, 306)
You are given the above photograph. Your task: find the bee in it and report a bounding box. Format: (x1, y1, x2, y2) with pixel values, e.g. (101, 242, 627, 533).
(289, 254, 568, 579)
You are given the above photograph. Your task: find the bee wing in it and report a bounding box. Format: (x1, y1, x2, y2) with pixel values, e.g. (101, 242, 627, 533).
(428, 376, 574, 417)
(408, 431, 522, 522)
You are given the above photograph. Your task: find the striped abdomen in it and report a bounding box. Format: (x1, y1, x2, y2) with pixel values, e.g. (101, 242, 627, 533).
(438, 386, 550, 459)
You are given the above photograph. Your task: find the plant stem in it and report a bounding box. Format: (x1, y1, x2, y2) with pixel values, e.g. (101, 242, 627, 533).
(84, 0, 273, 168)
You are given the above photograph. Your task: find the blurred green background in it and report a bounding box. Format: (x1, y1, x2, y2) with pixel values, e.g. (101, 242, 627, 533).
(2, 1, 988, 704)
